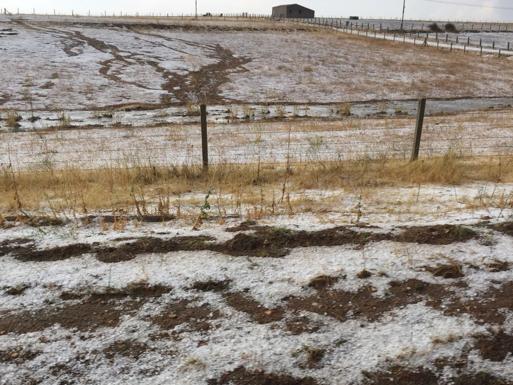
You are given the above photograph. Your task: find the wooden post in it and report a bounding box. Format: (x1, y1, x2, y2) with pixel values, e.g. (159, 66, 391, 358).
(200, 104, 208, 171)
(411, 98, 426, 162)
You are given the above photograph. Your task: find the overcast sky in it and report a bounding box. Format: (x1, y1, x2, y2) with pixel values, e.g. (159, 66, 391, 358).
(2, 0, 513, 21)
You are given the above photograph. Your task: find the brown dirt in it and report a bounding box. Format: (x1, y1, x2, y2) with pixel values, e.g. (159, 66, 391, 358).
(451, 372, 513, 385)
(475, 331, 513, 361)
(424, 263, 465, 279)
(357, 269, 373, 279)
(442, 281, 513, 325)
(0, 347, 40, 364)
(396, 225, 478, 245)
(15, 243, 93, 262)
(287, 279, 447, 323)
(4, 284, 30, 296)
(361, 366, 438, 385)
(308, 275, 340, 290)
(60, 282, 172, 301)
(95, 247, 135, 263)
(217, 226, 389, 258)
(8, 224, 486, 264)
(223, 292, 284, 324)
(151, 300, 220, 332)
(103, 340, 150, 360)
(0, 283, 171, 334)
(191, 279, 231, 292)
(284, 316, 321, 335)
(298, 347, 326, 369)
(82, 214, 175, 224)
(225, 221, 267, 232)
(0, 298, 139, 334)
(491, 221, 513, 236)
(3, 215, 66, 227)
(486, 259, 511, 272)
(95, 235, 215, 263)
(0, 238, 34, 257)
(207, 366, 318, 385)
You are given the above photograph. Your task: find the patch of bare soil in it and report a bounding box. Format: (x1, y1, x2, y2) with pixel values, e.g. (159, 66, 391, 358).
(0, 238, 34, 257)
(287, 279, 447, 323)
(223, 292, 284, 324)
(15, 243, 93, 262)
(361, 366, 438, 385)
(442, 281, 513, 325)
(475, 331, 513, 361)
(297, 347, 326, 369)
(191, 279, 231, 292)
(103, 340, 150, 361)
(485, 259, 511, 272)
(8, 224, 486, 264)
(284, 316, 321, 335)
(451, 372, 513, 385)
(308, 274, 340, 290)
(218, 226, 389, 258)
(60, 282, 172, 301)
(95, 235, 215, 263)
(3, 215, 66, 227)
(151, 300, 220, 332)
(491, 221, 513, 236)
(207, 366, 318, 385)
(396, 225, 478, 245)
(225, 220, 265, 232)
(0, 347, 40, 364)
(0, 298, 137, 334)
(82, 214, 175, 224)
(4, 283, 30, 296)
(0, 283, 171, 334)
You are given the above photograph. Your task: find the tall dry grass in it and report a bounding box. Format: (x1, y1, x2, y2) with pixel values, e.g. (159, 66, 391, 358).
(1, 154, 512, 216)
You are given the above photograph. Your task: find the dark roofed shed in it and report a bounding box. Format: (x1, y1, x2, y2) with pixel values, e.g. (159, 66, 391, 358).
(272, 4, 315, 19)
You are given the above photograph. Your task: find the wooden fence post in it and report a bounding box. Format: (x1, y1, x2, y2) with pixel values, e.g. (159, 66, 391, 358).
(200, 104, 208, 171)
(411, 98, 426, 161)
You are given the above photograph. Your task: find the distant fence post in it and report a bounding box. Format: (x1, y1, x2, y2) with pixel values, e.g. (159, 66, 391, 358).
(200, 104, 208, 171)
(411, 98, 426, 162)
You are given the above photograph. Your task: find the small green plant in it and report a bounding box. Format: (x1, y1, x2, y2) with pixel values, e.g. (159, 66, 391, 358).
(200, 190, 211, 219)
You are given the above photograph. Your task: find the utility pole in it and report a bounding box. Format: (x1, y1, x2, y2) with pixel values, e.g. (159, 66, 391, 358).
(195, 0, 198, 19)
(400, 0, 406, 32)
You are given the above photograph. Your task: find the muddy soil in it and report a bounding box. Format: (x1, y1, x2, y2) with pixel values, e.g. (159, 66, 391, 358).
(103, 340, 151, 361)
(395, 225, 477, 245)
(191, 279, 232, 292)
(150, 300, 220, 332)
(287, 279, 448, 323)
(0, 283, 171, 334)
(475, 331, 513, 361)
(0, 297, 139, 334)
(207, 366, 318, 385)
(442, 281, 513, 325)
(223, 292, 285, 324)
(361, 366, 438, 385)
(3, 224, 489, 263)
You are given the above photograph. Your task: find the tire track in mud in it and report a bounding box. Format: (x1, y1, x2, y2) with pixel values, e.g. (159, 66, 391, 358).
(129, 28, 252, 104)
(13, 20, 251, 105)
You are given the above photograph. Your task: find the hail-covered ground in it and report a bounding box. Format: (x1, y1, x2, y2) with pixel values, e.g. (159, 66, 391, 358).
(2, 14, 513, 385)
(1, 14, 513, 114)
(1, 184, 513, 385)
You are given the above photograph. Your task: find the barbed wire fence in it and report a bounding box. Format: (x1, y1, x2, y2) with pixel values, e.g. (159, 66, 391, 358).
(2, 98, 513, 172)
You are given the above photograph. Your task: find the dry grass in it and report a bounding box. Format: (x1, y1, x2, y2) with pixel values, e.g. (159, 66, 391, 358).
(1, 154, 511, 216)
